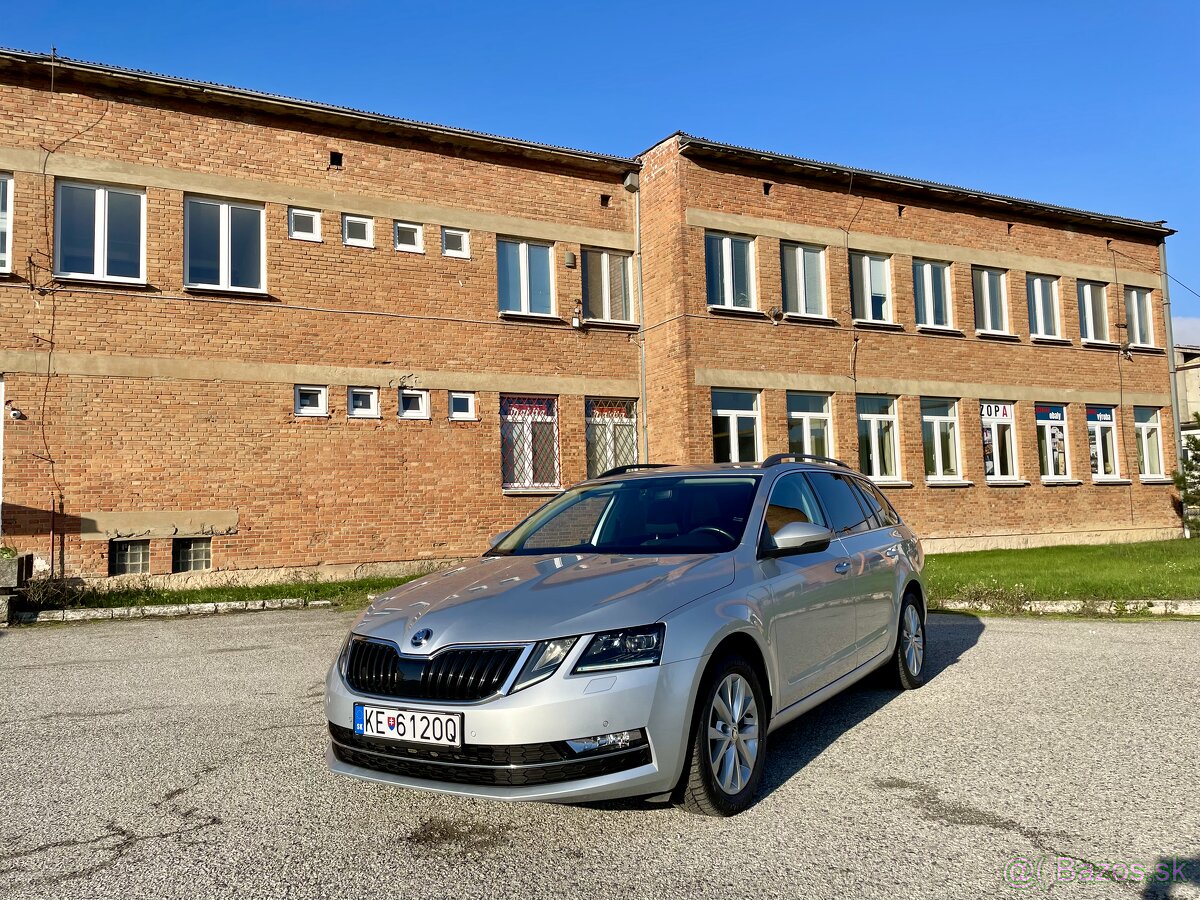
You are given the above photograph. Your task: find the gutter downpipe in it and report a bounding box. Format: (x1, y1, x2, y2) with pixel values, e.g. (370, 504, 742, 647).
(632, 174, 650, 463)
(1159, 239, 1188, 537)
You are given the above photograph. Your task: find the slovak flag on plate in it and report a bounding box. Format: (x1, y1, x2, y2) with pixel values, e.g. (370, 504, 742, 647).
(387, 716, 396, 730)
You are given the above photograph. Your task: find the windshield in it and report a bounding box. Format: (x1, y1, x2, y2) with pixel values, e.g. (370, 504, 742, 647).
(489, 475, 761, 556)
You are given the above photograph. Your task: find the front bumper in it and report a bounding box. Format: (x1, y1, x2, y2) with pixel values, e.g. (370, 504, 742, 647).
(324, 653, 704, 803)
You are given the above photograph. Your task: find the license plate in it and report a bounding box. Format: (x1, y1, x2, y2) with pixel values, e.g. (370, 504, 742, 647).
(353, 704, 463, 747)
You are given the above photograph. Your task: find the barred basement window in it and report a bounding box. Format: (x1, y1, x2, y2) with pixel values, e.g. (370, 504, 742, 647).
(172, 537, 212, 573)
(109, 539, 150, 576)
(500, 395, 560, 489)
(585, 398, 638, 477)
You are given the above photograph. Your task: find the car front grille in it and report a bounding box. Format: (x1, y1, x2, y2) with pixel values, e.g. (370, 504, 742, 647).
(344, 639, 522, 702)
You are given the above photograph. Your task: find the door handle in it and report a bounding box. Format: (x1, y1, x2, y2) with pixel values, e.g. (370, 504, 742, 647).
(884, 547, 899, 558)
(834, 561, 851, 574)
(891, 530, 903, 539)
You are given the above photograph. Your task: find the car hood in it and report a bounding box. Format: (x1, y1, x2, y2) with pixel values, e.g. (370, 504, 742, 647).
(351, 552, 735, 652)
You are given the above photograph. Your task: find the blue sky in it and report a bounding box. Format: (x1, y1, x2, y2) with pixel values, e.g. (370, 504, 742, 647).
(6, 0, 1199, 339)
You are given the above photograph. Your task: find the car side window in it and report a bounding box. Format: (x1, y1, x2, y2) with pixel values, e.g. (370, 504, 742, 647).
(851, 478, 900, 528)
(806, 471, 873, 536)
(760, 473, 827, 550)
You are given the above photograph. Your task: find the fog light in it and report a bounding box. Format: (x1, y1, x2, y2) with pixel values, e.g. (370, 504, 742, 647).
(566, 729, 642, 754)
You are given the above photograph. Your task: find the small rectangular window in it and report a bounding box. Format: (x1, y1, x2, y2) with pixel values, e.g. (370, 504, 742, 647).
(1027, 274, 1061, 338)
(921, 398, 960, 480)
(711, 389, 761, 463)
(973, 267, 1008, 333)
(913, 260, 952, 328)
(857, 395, 900, 480)
(705, 232, 756, 310)
(441, 227, 469, 258)
(342, 214, 375, 248)
(786, 392, 832, 459)
(448, 391, 476, 421)
(1078, 281, 1108, 342)
(781, 243, 826, 317)
(294, 384, 327, 416)
(0, 172, 12, 273)
(288, 208, 322, 242)
(172, 537, 212, 573)
(1134, 407, 1164, 477)
(347, 386, 380, 418)
(1035, 403, 1071, 480)
(582, 248, 634, 322)
(498, 238, 554, 315)
(501, 395, 560, 489)
(393, 221, 423, 253)
(981, 401, 1018, 481)
(185, 196, 265, 291)
(585, 397, 638, 477)
(1125, 287, 1155, 346)
(399, 388, 430, 420)
(850, 252, 892, 323)
(55, 181, 146, 283)
(1087, 405, 1120, 480)
(109, 539, 150, 576)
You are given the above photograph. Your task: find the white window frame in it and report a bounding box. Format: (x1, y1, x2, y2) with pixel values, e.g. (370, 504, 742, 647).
(1027, 274, 1061, 339)
(921, 398, 962, 481)
(1077, 281, 1109, 343)
(581, 247, 635, 323)
(441, 227, 470, 259)
(1134, 407, 1165, 478)
(912, 259, 953, 328)
(780, 242, 827, 318)
(0, 172, 15, 274)
(342, 214, 375, 248)
(287, 207, 322, 242)
(705, 232, 757, 310)
(184, 195, 266, 292)
(497, 237, 556, 316)
(850, 252, 893, 323)
(585, 398, 639, 477)
(857, 396, 901, 481)
(1087, 406, 1121, 481)
(711, 390, 762, 463)
(786, 392, 833, 458)
(398, 388, 430, 420)
(54, 181, 147, 283)
(980, 401, 1019, 482)
(393, 220, 423, 254)
(973, 267, 1009, 334)
(294, 384, 327, 417)
(448, 391, 476, 421)
(1125, 287, 1155, 347)
(1035, 404, 1072, 481)
(346, 386, 380, 419)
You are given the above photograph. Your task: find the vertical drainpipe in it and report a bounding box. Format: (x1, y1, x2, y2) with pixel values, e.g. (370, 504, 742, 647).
(632, 172, 650, 463)
(1159, 238, 1187, 537)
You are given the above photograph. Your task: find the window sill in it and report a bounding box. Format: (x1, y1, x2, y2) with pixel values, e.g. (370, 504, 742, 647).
(185, 284, 270, 298)
(54, 273, 149, 288)
(344, 242, 376, 250)
(1081, 339, 1119, 350)
(1040, 478, 1082, 486)
(1128, 343, 1165, 354)
(852, 319, 903, 331)
(442, 252, 471, 260)
(448, 416, 481, 423)
(975, 330, 1020, 342)
(1139, 476, 1173, 485)
(707, 304, 767, 318)
(294, 413, 330, 419)
(498, 310, 567, 324)
(502, 487, 564, 497)
(398, 415, 432, 422)
(783, 313, 839, 326)
(1092, 477, 1132, 486)
(986, 478, 1031, 487)
(347, 414, 382, 421)
(925, 479, 974, 488)
(1030, 336, 1072, 346)
(916, 325, 965, 337)
(582, 318, 641, 331)
(871, 479, 914, 488)
(289, 235, 323, 243)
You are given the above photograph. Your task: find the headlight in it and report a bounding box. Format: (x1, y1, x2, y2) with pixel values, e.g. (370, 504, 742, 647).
(510, 637, 578, 692)
(572, 624, 665, 674)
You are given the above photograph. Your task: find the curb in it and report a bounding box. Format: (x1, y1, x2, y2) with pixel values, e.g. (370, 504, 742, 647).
(934, 599, 1200, 616)
(12, 597, 335, 626)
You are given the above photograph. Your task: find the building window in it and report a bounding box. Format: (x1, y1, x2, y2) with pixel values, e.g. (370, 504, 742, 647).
(0, 172, 12, 273)
(582, 248, 634, 322)
(341, 214, 374, 248)
(1035, 403, 1070, 480)
(1135, 407, 1164, 477)
(850, 252, 892, 323)
(498, 238, 554, 315)
(585, 398, 638, 478)
(1078, 281, 1108, 342)
(781, 242, 826, 317)
(1125, 287, 1154, 346)
(392, 221, 422, 253)
(972, 267, 1008, 333)
(704, 232, 755, 310)
(441, 227, 469, 258)
(288, 207, 322, 242)
(172, 537, 212, 573)
(398, 388, 430, 420)
(109, 539, 150, 576)
(711, 389, 761, 463)
(1087, 405, 1120, 480)
(913, 259, 952, 328)
(448, 391, 476, 421)
(786, 392, 832, 458)
(500, 395, 560, 489)
(185, 196, 265, 291)
(981, 401, 1018, 481)
(921, 398, 960, 480)
(1026, 274, 1061, 339)
(54, 181, 146, 282)
(857, 395, 900, 480)
(347, 386, 380, 418)
(294, 385, 327, 416)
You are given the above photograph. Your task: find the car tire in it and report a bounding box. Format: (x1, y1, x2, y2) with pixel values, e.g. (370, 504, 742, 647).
(675, 655, 768, 817)
(888, 593, 927, 690)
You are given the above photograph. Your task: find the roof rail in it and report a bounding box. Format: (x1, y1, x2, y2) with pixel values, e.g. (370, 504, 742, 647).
(596, 463, 674, 478)
(761, 453, 849, 469)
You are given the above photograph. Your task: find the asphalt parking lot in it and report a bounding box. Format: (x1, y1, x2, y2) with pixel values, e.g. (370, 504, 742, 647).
(1, 610, 1197, 900)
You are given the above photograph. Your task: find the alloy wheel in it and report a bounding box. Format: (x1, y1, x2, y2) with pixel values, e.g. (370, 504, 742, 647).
(707, 673, 760, 795)
(902, 604, 925, 677)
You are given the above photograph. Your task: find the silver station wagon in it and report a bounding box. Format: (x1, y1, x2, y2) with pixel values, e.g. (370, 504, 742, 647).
(325, 454, 928, 816)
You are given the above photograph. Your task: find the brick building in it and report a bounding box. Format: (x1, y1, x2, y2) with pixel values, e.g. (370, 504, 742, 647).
(0, 50, 1184, 582)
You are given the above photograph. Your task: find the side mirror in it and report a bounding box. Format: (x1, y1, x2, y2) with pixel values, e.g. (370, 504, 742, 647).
(488, 531, 509, 549)
(763, 521, 835, 557)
